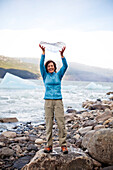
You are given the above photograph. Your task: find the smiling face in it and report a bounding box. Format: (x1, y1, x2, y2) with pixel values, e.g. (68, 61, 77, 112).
(47, 62, 55, 73)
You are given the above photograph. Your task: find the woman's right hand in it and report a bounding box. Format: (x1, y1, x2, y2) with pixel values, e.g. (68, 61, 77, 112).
(39, 44, 45, 55)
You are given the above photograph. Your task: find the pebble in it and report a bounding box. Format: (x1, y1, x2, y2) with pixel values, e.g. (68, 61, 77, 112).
(0, 96, 113, 169)
(2, 131, 17, 138)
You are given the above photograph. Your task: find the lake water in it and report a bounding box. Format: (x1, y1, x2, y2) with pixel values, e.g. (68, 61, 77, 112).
(0, 79, 113, 131)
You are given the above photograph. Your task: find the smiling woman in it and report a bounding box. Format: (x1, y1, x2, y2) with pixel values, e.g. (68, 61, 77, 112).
(39, 43, 68, 154)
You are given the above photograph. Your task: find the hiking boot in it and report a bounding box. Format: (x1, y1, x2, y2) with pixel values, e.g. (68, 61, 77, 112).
(61, 146, 68, 154)
(44, 146, 52, 153)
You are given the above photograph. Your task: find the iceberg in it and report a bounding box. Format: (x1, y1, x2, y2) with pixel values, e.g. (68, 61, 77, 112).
(85, 82, 111, 90)
(0, 73, 38, 89)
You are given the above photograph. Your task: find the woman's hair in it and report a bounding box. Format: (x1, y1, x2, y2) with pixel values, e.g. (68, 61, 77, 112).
(45, 60, 57, 73)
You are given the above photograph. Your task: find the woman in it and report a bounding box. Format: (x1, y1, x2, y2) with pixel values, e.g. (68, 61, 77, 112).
(39, 44, 68, 154)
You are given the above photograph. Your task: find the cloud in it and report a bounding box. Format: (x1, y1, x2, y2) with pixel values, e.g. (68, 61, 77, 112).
(0, 29, 113, 69)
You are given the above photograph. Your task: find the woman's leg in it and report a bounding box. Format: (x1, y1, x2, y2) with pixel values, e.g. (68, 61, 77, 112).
(45, 100, 54, 147)
(54, 100, 67, 146)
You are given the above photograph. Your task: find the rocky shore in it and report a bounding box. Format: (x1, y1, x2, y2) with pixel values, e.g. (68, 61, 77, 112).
(0, 93, 113, 170)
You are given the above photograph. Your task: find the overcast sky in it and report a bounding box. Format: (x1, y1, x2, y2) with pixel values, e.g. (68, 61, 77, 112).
(0, 0, 113, 69)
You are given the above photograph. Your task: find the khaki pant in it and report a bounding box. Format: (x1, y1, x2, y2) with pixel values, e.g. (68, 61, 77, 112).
(44, 99, 67, 147)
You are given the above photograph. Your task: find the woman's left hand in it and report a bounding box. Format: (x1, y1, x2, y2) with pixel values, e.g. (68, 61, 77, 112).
(59, 46, 66, 57)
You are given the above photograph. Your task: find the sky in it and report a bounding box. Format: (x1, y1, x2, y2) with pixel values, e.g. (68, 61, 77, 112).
(0, 0, 113, 69)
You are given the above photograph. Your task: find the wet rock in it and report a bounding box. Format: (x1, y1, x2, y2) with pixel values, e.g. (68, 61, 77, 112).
(94, 125, 105, 130)
(78, 126, 93, 136)
(22, 147, 93, 170)
(66, 108, 76, 113)
(91, 158, 102, 168)
(109, 120, 113, 127)
(11, 144, 22, 154)
(27, 144, 38, 152)
(13, 155, 32, 170)
(103, 117, 113, 125)
(66, 133, 72, 139)
(103, 166, 113, 170)
(87, 128, 113, 165)
(106, 92, 113, 95)
(96, 109, 112, 122)
(0, 147, 15, 158)
(89, 104, 110, 110)
(81, 111, 94, 119)
(75, 138, 82, 148)
(0, 117, 18, 123)
(96, 98, 101, 102)
(109, 96, 113, 101)
(37, 125, 45, 130)
(14, 136, 29, 142)
(82, 100, 95, 109)
(35, 138, 45, 145)
(73, 134, 80, 140)
(64, 114, 76, 123)
(2, 131, 17, 138)
(83, 120, 96, 127)
(82, 130, 96, 149)
(29, 135, 38, 142)
(0, 142, 5, 147)
(71, 122, 79, 129)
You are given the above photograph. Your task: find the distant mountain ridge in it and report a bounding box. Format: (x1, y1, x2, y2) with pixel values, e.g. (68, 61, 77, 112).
(0, 55, 113, 82)
(66, 62, 113, 82)
(0, 55, 40, 79)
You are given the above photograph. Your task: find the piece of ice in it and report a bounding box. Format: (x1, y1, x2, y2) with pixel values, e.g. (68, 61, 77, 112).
(85, 82, 111, 90)
(40, 41, 66, 53)
(0, 73, 38, 89)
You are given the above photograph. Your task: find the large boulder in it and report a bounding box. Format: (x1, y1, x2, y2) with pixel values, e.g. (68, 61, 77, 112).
(83, 128, 113, 165)
(82, 130, 96, 149)
(22, 147, 93, 170)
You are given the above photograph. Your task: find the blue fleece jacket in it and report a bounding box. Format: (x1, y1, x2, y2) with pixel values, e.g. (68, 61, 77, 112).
(40, 54, 68, 99)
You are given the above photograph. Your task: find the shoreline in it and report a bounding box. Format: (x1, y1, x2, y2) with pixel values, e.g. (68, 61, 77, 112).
(0, 94, 113, 169)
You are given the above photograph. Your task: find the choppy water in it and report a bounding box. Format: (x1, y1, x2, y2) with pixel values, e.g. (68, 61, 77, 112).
(0, 79, 113, 130)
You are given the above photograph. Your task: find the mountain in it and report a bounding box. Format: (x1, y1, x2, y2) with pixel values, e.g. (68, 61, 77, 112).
(0, 55, 40, 79)
(0, 55, 113, 82)
(66, 62, 113, 82)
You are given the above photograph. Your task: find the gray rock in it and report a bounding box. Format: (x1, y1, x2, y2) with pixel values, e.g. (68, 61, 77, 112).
(78, 126, 93, 136)
(96, 109, 112, 122)
(89, 104, 110, 110)
(27, 144, 38, 152)
(13, 156, 32, 169)
(109, 120, 113, 127)
(0, 147, 14, 158)
(106, 92, 113, 95)
(66, 108, 76, 113)
(0, 117, 18, 123)
(87, 128, 113, 165)
(0, 142, 5, 147)
(22, 147, 93, 170)
(82, 130, 96, 149)
(103, 166, 113, 170)
(83, 120, 96, 127)
(94, 124, 105, 130)
(2, 131, 17, 138)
